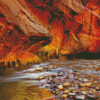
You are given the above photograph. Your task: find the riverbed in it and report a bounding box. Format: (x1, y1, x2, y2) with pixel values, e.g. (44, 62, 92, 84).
(0, 59, 100, 100)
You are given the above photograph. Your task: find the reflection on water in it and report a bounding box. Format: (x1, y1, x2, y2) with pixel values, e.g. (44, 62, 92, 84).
(0, 82, 53, 100)
(0, 59, 100, 100)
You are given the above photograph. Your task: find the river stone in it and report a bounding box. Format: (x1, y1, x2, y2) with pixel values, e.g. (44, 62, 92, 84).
(75, 95, 85, 100)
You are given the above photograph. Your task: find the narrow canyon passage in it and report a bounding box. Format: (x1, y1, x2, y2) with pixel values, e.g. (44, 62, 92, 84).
(0, 0, 100, 100)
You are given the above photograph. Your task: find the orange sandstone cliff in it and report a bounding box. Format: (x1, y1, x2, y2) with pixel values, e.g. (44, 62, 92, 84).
(0, 0, 100, 72)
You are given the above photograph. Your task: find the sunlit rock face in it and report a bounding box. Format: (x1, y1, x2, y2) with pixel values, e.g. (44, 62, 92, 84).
(0, 0, 100, 66)
(0, 0, 52, 64)
(61, 0, 100, 54)
(25, 0, 100, 55)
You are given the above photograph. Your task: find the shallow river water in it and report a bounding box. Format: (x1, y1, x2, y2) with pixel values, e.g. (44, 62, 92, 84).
(0, 59, 100, 100)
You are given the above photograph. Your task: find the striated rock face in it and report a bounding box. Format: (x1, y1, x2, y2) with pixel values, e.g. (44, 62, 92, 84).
(0, 0, 52, 64)
(0, 0, 100, 71)
(61, 0, 83, 13)
(25, 0, 100, 56)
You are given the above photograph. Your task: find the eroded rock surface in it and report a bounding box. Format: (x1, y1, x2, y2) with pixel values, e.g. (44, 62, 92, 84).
(0, 0, 52, 64)
(0, 0, 100, 71)
(26, 0, 100, 55)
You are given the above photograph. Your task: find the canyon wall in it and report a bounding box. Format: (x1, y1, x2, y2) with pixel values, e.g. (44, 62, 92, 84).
(0, 0, 100, 72)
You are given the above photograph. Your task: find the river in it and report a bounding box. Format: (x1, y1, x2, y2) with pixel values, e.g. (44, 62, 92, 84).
(0, 59, 100, 100)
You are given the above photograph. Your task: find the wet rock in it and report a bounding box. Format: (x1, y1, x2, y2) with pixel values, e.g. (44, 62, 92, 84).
(35, 67, 43, 71)
(52, 88, 60, 95)
(47, 66, 52, 71)
(88, 90, 93, 95)
(75, 95, 85, 100)
(52, 66, 57, 69)
(82, 78, 88, 82)
(52, 90, 56, 94)
(58, 84, 63, 90)
(60, 94, 68, 98)
(38, 75, 44, 80)
(63, 82, 70, 87)
(84, 82, 92, 88)
(81, 90, 87, 95)
(65, 76, 69, 79)
(57, 73, 63, 76)
(69, 87, 76, 92)
(63, 90, 70, 94)
(44, 84, 51, 89)
(95, 86, 100, 91)
(44, 66, 48, 70)
(78, 77, 82, 81)
(68, 92, 76, 99)
(79, 83, 85, 87)
(76, 73, 81, 76)
(88, 94, 97, 99)
(51, 85, 58, 89)
(51, 74, 57, 77)
(55, 89, 60, 95)
(73, 90, 78, 93)
(93, 81, 98, 84)
(68, 92, 76, 96)
(47, 76, 52, 80)
(80, 87, 87, 91)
